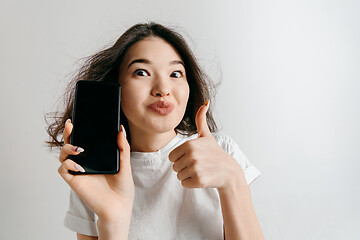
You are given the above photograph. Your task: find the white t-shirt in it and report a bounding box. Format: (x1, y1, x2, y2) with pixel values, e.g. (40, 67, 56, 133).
(64, 131, 261, 239)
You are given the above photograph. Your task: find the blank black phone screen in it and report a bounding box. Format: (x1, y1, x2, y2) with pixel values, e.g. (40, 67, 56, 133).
(69, 81, 121, 174)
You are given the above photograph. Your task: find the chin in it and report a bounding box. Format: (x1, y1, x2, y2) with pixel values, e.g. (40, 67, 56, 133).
(146, 117, 181, 133)
(149, 123, 177, 134)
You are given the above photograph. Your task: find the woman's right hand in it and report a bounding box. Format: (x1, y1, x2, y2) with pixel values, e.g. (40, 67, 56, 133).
(58, 119, 135, 224)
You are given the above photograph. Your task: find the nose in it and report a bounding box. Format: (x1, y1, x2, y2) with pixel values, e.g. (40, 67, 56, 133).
(155, 91, 170, 97)
(151, 75, 171, 98)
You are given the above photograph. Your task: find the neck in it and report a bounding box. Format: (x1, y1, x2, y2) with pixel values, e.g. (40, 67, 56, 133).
(128, 124, 177, 152)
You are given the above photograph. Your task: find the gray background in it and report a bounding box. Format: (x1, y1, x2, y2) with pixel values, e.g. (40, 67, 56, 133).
(1, 0, 359, 239)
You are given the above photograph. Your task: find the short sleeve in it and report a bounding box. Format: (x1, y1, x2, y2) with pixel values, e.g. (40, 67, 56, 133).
(214, 134, 261, 185)
(63, 189, 98, 236)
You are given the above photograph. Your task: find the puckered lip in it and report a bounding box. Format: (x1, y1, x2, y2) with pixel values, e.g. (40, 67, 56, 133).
(147, 100, 175, 109)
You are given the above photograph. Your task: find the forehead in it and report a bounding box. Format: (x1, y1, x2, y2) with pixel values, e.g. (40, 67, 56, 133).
(122, 37, 183, 66)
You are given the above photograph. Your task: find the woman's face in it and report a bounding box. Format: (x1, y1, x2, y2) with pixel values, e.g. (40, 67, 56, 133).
(118, 37, 190, 136)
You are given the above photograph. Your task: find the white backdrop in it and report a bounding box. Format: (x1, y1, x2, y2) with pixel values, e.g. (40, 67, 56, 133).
(0, 0, 359, 239)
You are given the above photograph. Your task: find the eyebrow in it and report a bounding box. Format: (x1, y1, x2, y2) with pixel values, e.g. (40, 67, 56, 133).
(127, 58, 185, 69)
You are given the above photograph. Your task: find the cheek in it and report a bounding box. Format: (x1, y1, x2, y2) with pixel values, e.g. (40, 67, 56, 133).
(120, 84, 144, 112)
(178, 82, 190, 104)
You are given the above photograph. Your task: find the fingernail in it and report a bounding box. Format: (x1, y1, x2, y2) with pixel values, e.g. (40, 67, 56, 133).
(121, 125, 127, 138)
(75, 164, 85, 172)
(65, 119, 71, 126)
(205, 99, 210, 111)
(75, 147, 84, 153)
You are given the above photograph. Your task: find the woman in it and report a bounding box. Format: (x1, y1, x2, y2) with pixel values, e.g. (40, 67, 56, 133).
(46, 22, 264, 239)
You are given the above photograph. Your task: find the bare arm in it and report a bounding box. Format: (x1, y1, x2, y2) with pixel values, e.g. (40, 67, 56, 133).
(76, 214, 132, 240)
(218, 158, 264, 240)
(77, 233, 98, 240)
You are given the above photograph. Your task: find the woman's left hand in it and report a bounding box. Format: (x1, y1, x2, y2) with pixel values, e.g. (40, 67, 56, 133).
(169, 100, 243, 189)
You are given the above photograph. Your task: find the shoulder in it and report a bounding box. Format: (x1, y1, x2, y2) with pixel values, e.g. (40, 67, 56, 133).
(211, 132, 262, 185)
(212, 132, 234, 143)
(211, 132, 239, 153)
(178, 131, 237, 150)
(178, 131, 240, 155)
(210, 132, 249, 164)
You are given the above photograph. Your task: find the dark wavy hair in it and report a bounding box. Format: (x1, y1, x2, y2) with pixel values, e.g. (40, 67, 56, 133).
(45, 21, 221, 151)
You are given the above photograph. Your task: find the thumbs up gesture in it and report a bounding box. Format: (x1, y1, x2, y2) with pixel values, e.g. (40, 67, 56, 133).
(169, 100, 242, 189)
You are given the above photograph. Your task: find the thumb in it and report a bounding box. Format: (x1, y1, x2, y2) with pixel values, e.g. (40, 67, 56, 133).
(117, 125, 131, 174)
(195, 99, 211, 138)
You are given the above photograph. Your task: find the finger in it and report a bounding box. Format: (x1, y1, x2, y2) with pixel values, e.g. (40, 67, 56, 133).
(58, 159, 85, 183)
(195, 100, 211, 138)
(172, 155, 191, 173)
(59, 144, 84, 163)
(117, 125, 131, 173)
(63, 119, 73, 145)
(181, 174, 205, 188)
(177, 164, 194, 181)
(168, 142, 187, 163)
(181, 178, 195, 188)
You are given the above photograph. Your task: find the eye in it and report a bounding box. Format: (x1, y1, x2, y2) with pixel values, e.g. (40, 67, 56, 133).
(133, 69, 149, 77)
(170, 71, 183, 78)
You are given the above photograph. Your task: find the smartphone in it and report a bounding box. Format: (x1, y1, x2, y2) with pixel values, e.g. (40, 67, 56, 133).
(68, 80, 121, 175)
